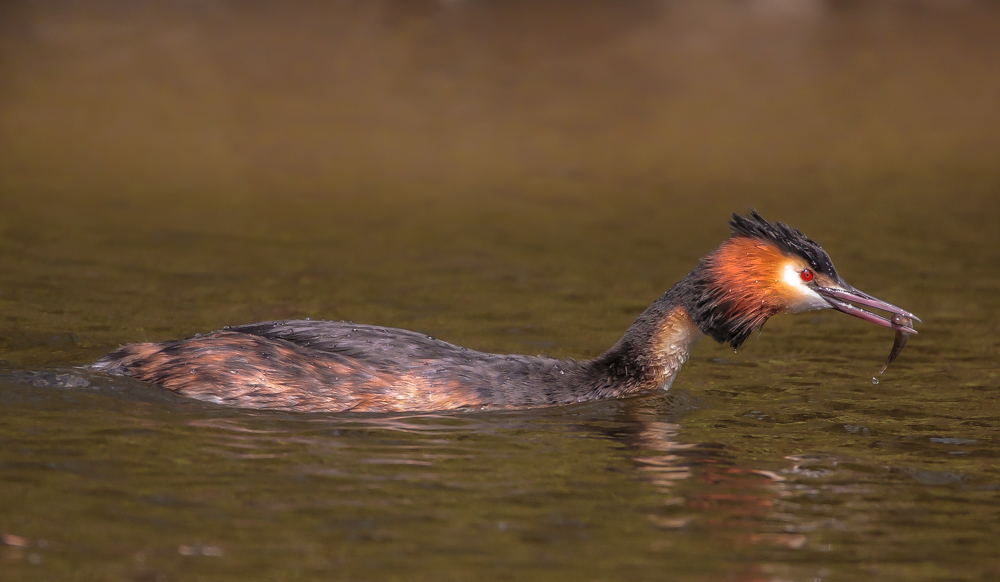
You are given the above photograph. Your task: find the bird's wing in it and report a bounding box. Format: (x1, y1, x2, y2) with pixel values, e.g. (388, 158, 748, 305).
(228, 320, 483, 369)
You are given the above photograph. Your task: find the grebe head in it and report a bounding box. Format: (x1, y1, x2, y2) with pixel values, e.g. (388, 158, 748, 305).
(688, 210, 920, 349)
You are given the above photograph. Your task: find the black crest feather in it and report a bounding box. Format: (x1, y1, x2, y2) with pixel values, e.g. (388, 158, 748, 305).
(729, 209, 839, 278)
(673, 210, 843, 349)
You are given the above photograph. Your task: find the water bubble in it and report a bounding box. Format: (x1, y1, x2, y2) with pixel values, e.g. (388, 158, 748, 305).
(871, 377, 879, 385)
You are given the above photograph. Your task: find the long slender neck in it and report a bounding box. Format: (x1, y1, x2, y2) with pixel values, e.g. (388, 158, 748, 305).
(580, 272, 706, 399)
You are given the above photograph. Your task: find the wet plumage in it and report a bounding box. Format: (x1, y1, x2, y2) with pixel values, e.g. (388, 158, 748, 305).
(92, 211, 919, 413)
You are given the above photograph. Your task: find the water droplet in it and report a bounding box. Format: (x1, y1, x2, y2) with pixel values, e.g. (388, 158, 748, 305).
(871, 377, 879, 385)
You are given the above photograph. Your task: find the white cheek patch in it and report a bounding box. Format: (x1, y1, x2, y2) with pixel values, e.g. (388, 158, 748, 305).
(781, 263, 831, 313)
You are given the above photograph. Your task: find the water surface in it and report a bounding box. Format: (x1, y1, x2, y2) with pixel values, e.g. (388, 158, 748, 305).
(1, 1, 999, 580)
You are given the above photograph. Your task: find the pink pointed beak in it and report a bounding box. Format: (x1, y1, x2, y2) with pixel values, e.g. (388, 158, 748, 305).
(816, 284, 920, 334)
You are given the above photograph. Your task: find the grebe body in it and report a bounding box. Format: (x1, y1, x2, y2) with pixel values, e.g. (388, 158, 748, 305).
(92, 212, 919, 413)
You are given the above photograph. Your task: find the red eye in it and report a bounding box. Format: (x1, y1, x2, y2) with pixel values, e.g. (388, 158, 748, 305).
(800, 269, 814, 282)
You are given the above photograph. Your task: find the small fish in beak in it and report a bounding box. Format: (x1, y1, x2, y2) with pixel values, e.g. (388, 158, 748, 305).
(879, 314, 914, 375)
(814, 283, 920, 375)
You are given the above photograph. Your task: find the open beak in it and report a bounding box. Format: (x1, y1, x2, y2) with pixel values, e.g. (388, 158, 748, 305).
(816, 284, 921, 334)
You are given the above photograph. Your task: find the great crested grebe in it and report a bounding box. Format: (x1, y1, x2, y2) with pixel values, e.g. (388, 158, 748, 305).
(92, 211, 919, 413)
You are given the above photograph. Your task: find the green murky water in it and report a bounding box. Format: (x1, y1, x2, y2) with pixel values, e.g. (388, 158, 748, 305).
(2, 2, 999, 580)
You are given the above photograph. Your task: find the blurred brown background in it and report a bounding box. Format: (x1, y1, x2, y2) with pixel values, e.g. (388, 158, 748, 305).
(2, 0, 998, 198)
(1, 6, 998, 579)
(0, 0, 998, 367)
